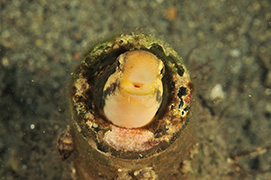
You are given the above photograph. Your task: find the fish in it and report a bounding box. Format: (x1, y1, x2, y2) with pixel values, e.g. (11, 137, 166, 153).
(103, 50, 164, 128)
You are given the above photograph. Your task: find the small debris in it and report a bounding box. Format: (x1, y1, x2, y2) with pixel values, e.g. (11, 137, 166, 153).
(2, 57, 9, 67)
(134, 167, 157, 180)
(30, 124, 35, 129)
(210, 84, 225, 101)
(164, 7, 177, 21)
(230, 49, 241, 58)
(179, 160, 192, 174)
(116, 169, 132, 180)
(57, 126, 74, 161)
(189, 143, 199, 159)
(74, 32, 82, 41)
(73, 52, 80, 61)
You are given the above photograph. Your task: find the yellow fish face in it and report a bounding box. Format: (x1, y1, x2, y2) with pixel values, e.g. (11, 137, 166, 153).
(103, 50, 164, 128)
(119, 50, 164, 95)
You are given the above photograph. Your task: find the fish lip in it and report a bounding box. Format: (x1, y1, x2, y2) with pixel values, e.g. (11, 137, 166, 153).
(120, 83, 155, 96)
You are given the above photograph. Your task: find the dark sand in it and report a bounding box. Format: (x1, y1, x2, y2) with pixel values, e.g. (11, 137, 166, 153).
(1, 0, 271, 179)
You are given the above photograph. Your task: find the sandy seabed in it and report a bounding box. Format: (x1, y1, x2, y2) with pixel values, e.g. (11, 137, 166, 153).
(0, 0, 271, 179)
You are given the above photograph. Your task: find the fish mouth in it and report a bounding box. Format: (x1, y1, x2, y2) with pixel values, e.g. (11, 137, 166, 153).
(121, 80, 155, 95)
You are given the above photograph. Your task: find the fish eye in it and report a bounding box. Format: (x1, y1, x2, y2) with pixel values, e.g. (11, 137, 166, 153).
(116, 58, 122, 70)
(116, 59, 120, 68)
(160, 67, 165, 75)
(116, 53, 126, 70)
